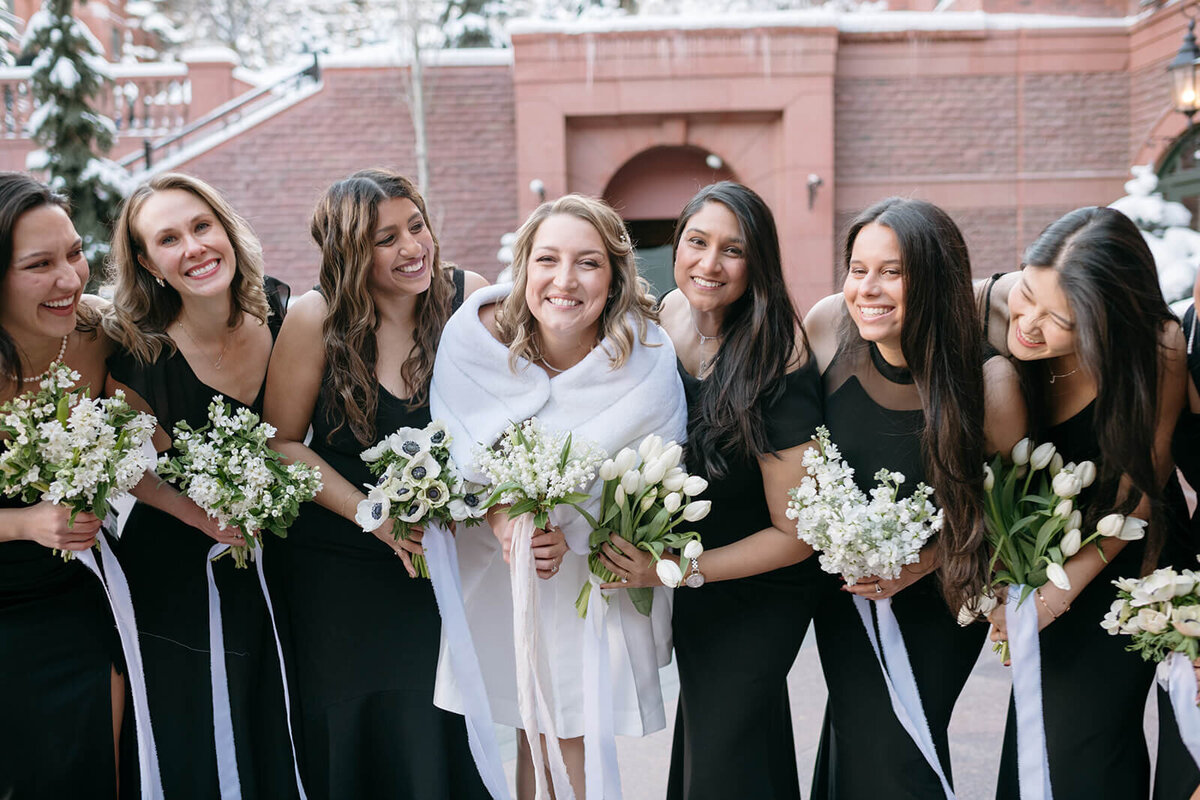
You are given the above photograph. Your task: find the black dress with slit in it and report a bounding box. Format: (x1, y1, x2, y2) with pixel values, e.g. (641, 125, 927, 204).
(0, 497, 121, 799)
(272, 270, 488, 800)
(810, 341, 987, 799)
(107, 279, 297, 799)
(666, 359, 825, 800)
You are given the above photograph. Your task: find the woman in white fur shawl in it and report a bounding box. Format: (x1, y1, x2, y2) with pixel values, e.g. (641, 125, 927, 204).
(431, 194, 687, 799)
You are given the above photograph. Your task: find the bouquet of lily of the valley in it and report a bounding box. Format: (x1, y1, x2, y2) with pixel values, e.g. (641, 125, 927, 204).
(356, 420, 489, 578)
(475, 417, 606, 527)
(1103, 566, 1200, 663)
(785, 425, 943, 585)
(0, 364, 156, 559)
(571, 434, 711, 618)
(157, 396, 323, 568)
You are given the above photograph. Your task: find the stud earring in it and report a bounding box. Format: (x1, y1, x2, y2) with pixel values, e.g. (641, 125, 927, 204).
(155, 276, 164, 287)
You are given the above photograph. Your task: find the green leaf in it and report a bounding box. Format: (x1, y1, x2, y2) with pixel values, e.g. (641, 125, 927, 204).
(628, 587, 654, 616)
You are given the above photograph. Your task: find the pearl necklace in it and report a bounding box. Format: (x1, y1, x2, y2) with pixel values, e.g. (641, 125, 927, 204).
(14, 335, 68, 383)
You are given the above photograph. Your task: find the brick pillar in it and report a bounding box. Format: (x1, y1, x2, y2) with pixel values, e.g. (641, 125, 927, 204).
(181, 46, 241, 119)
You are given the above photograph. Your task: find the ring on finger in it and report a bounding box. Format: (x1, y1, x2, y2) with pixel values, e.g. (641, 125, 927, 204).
(874, 582, 883, 594)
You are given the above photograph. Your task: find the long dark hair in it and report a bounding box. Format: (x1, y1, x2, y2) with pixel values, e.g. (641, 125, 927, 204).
(1018, 206, 1174, 570)
(0, 173, 95, 385)
(842, 197, 987, 613)
(311, 168, 454, 445)
(677, 181, 808, 477)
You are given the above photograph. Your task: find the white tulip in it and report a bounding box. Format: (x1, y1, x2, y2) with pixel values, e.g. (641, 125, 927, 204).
(663, 492, 682, 513)
(1061, 528, 1082, 557)
(663, 469, 687, 492)
(1097, 513, 1125, 538)
(639, 434, 664, 462)
(1049, 452, 1064, 477)
(681, 500, 712, 522)
(683, 539, 704, 560)
(1066, 510, 1082, 533)
(1118, 516, 1148, 541)
(659, 443, 683, 470)
(640, 492, 656, 512)
(656, 559, 683, 588)
(983, 464, 994, 492)
(614, 448, 638, 475)
(1051, 471, 1082, 499)
(1030, 442, 1057, 471)
(1046, 562, 1071, 591)
(643, 456, 669, 485)
(598, 459, 619, 481)
(1075, 461, 1097, 489)
(682, 475, 709, 496)
(1054, 499, 1073, 519)
(1011, 438, 1032, 466)
(621, 469, 641, 494)
(614, 484, 627, 507)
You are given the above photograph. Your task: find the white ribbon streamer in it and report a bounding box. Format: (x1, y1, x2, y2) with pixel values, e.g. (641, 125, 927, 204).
(1158, 651, 1200, 769)
(206, 542, 243, 800)
(253, 546, 309, 800)
(510, 512, 574, 800)
(423, 521, 510, 799)
(852, 595, 955, 799)
(582, 577, 623, 800)
(80, 532, 164, 800)
(1006, 586, 1053, 800)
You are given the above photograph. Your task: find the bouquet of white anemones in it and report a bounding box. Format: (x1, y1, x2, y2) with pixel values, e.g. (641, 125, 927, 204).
(0, 364, 156, 559)
(1103, 567, 1200, 663)
(785, 426, 942, 585)
(572, 434, 710, 617)
(475, 417, 606, 528)
(356, 420, 488, 578)
(157, 396, 323, 569)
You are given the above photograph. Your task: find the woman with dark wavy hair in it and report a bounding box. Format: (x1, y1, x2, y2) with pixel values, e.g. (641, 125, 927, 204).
(263, 168, 490, 798)
(805, 197, 1024, 797)
(981, 207, 1192, 798)
(0, 172, 121, 799)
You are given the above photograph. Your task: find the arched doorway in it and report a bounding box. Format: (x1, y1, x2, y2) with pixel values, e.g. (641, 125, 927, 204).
(1158, 124, 1200, 223)
(604, 145, 736, 297)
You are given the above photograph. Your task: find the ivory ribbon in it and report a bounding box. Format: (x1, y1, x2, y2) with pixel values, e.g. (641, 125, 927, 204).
(80, 530, 164, 799)
(1157, 651, 1200, 768)
(253, 547, 309, 799)
(1006, 587, 1053, 800)
(510, 512, 574, 800)
(851, 595, 955, 799)
(206, 542, 243, 799)
(581, 577, 623, 800)
(423, 521, 510, 799)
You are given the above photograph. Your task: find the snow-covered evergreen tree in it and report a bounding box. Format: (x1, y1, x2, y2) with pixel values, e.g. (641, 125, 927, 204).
(22, 0, 131, 284)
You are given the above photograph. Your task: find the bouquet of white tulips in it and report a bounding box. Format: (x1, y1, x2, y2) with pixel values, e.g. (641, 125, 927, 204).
(1103, 567, 1200, 663)
(157, 397, 323, 569)
(356, 420, 488, 578)
(785, 426, 943, 585)
(0, 364, 157, 559)
(572, 434, 710, 618)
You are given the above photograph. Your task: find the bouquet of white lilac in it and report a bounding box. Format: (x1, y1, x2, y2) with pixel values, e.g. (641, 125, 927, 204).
(1103, 567, 1200, 663)
(157, 396, 323, 569)
(0, 364, 156, 559)
(475, 417, 606, 528)
(572, 434, 710, 617)
(356, 420, 488, 578)
(785, 425, 943, 585)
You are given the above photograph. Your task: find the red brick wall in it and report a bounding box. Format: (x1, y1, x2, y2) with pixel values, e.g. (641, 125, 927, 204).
(172, 63, 518, 291)
(980, 0, 1129, 17)
(1021, 72, 1129, 173)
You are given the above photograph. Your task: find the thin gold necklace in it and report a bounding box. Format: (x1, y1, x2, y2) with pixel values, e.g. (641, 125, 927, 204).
(175, 319, 230, 370)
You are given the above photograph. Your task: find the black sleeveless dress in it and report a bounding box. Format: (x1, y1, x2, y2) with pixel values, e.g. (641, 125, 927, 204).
(107, 279, 297, 799)
(810, 342, 986, 798)
(666, 359, 824, 800)
(272, 270, 487, 800)
(0, 496, 121, 798)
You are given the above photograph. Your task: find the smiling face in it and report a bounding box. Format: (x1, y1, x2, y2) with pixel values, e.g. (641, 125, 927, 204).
(673, 201, 750, 315)
(1007, 265, 1077, 362)
(524, 213, 612, 347)
(0, 204, 87, 342)
(134, 188, 236, 302)
(367, 197, 436, 297)
(844, 221, 905, 354)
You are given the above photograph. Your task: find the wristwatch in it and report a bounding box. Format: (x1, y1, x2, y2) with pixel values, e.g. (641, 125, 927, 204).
(684, 556, 705, 588)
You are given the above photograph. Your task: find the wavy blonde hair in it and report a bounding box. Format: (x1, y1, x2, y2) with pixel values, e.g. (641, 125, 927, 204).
(101, 172, 270, 364)
(497, 194, 656, 372)
(311, 168, 454, 446)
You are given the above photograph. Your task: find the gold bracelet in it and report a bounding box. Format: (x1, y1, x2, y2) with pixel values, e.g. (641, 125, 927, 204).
(1036, 587, 1069, 620)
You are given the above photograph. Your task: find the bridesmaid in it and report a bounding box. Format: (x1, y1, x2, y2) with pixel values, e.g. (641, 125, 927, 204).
(263, 168, 490, 799)
(103, 172, 295, 798)
(804, 197, 1025, 797)
(630, 182, 822, 799)
(982, 207, 1190, 798)
(0, 173, 121, 797)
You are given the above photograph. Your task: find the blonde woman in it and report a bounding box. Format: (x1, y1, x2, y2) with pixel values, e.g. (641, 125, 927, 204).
(103, 172, 295, 797)
(263, 169, 490, 798)
(430, 194, 687, 798)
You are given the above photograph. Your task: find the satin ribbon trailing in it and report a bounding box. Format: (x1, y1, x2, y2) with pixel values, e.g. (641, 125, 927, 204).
(510, 512, 574, 800)
(80, 531, 164, 799)
(253, 547, 309, 800)
(1158, 651, 1200, 769)
(207, 542, 243, 800)
(582, 577, 623, 800)
(423, 521, 510, 799)
(851, 595, 955, 800)
(1007, 586, 1053, 800)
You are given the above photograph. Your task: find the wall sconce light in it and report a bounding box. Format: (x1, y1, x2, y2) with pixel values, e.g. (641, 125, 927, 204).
(1169, 7, 1200, 120)
(529, 178, 546, 203)
(807, 173, 824, 210)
